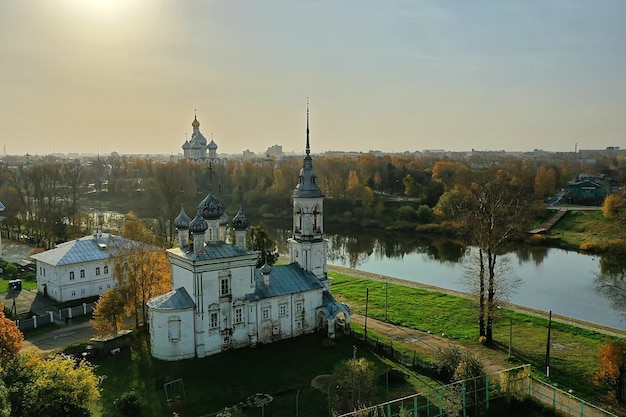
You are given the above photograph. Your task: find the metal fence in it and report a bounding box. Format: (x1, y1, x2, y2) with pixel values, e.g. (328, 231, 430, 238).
(337, 364, 532, 417)
(530, 377, 618, 417)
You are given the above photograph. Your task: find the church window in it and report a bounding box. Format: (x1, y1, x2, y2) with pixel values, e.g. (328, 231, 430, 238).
(279, 304, 287, 317)
(295, 301, 303, 313)
(80, 269, 85, 278)
(104, 265, 109, 274)
(296, 321, 303, 329)
(71, 291, 76, 297)
(43, 268, 46, 277)
(262, 308, 270, 321)
(210, 312, 219, 329)
(99, 286, 103, 291)
(69, 271, 75, 280)
(96, 267, 101, 276)
(235, 307, 243, 324)
(220, 278, 230, 296)
(209, 228, 213, 241)
(168, 317, 181, 342)
(81, 289, 85, 295)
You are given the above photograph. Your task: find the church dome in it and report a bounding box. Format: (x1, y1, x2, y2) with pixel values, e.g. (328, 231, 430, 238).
(174, 207, 191, 229)
(232, 209, 249, 231)
(198, 193, 225, 220)
(189, 211, 208, 233)
(182, 140, 191, 150)
(219, 212, 229, 226)
(208, 140, 218, 150)
(191, 132, 207, 147)
(191, 115, 200, 128)
(293, 155, 323, 198)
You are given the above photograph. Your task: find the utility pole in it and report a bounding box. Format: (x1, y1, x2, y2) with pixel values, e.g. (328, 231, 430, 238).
(546, 310, 552, 378)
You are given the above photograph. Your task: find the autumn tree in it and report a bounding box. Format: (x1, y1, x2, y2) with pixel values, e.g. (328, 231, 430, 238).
(2, 350, 101, 417)
(533, 164, 557, 198)
(595, 339, 626, 402)
(91, 289, 128, 336)
(452, 169, 534, 343)
(114, 212, 172, 329)
(330, 357, 376, 414)
(0, 304, 23, 364)
(602, 191, 626, 221)
(247, 225, 278, 268)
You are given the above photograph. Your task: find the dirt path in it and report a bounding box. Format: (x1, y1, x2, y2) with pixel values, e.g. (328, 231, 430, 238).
(349, 313, 506, 375)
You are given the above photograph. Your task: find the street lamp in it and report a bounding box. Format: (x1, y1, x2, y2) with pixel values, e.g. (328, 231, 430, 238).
(381, 275, 388, 322)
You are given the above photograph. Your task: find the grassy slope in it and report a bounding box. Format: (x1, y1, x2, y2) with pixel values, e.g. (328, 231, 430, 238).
(542, 209, 623, 248)
(329, 272, 614, 404)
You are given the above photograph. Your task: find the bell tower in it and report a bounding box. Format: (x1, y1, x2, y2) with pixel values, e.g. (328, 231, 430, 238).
(288, 99, 328, 284)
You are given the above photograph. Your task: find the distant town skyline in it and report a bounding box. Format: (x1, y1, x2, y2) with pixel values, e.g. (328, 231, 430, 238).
(1, 1, 625, 156)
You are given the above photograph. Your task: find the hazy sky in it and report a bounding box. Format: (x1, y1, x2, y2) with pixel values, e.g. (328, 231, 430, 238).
(1, 1, 625, 156)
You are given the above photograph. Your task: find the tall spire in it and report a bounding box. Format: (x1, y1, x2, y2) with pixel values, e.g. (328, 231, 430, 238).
(306, 97, 310, 156)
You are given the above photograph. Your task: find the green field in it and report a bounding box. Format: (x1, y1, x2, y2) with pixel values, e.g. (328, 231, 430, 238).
(329, 271, 615, 404)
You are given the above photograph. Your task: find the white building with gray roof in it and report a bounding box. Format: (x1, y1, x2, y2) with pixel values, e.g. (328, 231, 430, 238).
(148, 102, 351, 361)
(31, 232, 144, 302)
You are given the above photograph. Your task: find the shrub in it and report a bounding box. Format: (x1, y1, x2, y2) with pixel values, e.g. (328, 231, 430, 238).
(113, 389, 142, 417)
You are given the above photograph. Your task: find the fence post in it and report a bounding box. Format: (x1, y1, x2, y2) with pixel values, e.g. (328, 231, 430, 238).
(33, 315, 37, 329)
(83, 303, 87, 315)
(485, 375, 490, 410)
(68, 307, 72, 319)
(47, 311, 53, 322)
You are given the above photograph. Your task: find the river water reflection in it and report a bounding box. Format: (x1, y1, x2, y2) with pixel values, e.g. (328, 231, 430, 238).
(270, 225, 625, 331)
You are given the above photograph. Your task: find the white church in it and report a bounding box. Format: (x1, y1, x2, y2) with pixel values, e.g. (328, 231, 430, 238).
(181, 113, 218, 162)
(147, 105, 351, 361)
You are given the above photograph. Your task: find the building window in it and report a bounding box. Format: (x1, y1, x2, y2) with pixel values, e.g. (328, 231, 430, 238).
(71, 291, 76, 297)
(95, 267, 101, 276)
(69, 271, 75, 280)
(99, 286, 103, 291)
(210, 312, 218, 329)
(39, 267, 42, 275)
(296, 321, 303, 329)
(107, 284, 110, 289)
(262, 308, 270, 321)
(279, 304, 287, 317)
(81, 289, 85, 295)
(168, 318, 181, 342)
(80, 269, 85, 278)
(43, 269, 46, 277)
(295, 301, 303, 313)
(220, 278, 230, 296)
(235, 307, 243, 324)
(114, 282, 119, 288)
(104, 265, 109, 274)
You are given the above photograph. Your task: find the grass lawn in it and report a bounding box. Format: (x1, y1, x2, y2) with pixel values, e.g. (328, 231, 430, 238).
(0, 272, 37, 292)
(547, 210, 621, 247)
(329, 272, 616, 404)
(89, 332, 438, 417)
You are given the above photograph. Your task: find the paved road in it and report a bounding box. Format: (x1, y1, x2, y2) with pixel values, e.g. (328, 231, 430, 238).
(22, 320, 96, 353)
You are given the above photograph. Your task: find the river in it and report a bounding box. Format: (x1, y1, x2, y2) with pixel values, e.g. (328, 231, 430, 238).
(270, 224, 626, 331)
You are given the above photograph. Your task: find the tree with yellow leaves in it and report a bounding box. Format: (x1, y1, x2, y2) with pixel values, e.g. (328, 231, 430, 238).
(91, 289, 128, 337)
(114, 212, 172, 329)
(595, 339, 626, 402)
(2, 350, 101, 417)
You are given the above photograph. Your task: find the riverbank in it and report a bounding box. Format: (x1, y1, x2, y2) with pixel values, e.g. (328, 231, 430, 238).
(327, 263, 626, 339)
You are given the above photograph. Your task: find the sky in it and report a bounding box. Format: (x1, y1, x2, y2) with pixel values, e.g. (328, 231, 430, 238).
(1, 0, 626, 156)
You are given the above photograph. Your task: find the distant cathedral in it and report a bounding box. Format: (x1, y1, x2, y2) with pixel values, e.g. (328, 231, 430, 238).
(149, 102, 351, 360)
(181, 113, 218, 162)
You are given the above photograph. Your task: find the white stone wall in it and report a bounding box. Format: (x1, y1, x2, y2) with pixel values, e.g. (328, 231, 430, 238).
(150, 308, 196, 361)
(36, 259, 114, 302)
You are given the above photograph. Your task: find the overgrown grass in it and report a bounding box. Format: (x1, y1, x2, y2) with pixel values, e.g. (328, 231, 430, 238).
(330, 272, 615, 404)
(548, 210, 622, 248)
(89, 332, 434, 417)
